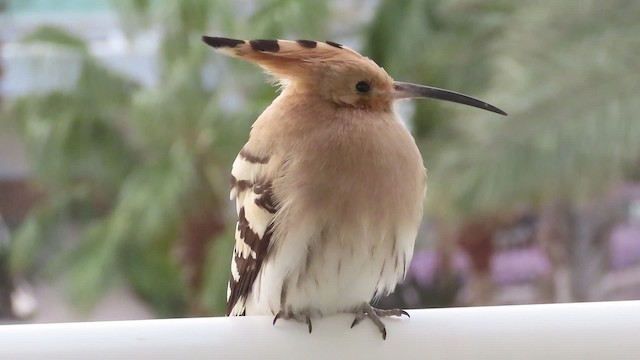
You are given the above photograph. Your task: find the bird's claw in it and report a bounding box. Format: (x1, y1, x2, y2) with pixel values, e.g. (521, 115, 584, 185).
(350, 302, 409, 340)
(373, 308, 410, 318)
(272, 311, 283, 325)
(306, 316, 312, 333)
(272, 310, 313, 334)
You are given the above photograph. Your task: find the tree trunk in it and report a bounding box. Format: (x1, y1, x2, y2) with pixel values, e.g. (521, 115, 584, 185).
(458, 219, 496, 306)
(179, 199, 226, 315)
(537, 201, 576, 302)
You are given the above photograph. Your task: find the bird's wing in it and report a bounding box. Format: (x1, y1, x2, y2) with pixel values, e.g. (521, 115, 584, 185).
(227, 148, 277, 316)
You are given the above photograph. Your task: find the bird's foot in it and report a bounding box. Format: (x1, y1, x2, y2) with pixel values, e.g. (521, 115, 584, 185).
(350, 302, 410, 340)
(272, 309, 313, 333)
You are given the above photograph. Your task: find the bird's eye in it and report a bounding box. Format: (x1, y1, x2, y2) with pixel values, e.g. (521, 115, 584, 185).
(355, 81, 371, 94)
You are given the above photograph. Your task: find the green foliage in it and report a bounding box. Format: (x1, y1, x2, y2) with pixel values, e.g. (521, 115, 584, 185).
(9, 0, 635, 316)
(248, 0, 330, 39)
(8, 20, 216, 313)
(429, 0, 640, 218)
(7, 0, 337, 316)
(57, 220, 123, 311)
(9, 191, 79, 273)
(364, 0, 513, 139)
(22, 25, 89, 53)
(121, 236, 188, 317)
(199, 228, 235, 315)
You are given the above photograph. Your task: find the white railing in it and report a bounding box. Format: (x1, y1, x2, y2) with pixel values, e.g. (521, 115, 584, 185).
(1, 301, 639, 359)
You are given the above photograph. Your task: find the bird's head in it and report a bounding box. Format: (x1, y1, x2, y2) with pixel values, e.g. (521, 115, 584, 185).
(203, 36, 506, 115)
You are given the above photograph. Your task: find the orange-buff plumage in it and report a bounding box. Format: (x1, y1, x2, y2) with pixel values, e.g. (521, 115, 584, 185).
(203, 36, 506, 339)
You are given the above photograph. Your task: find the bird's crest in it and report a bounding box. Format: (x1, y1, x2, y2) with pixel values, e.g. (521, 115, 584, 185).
(203, 36, 397, 109)
(202, 36, 384, 85)
(202, 36, 363, 64)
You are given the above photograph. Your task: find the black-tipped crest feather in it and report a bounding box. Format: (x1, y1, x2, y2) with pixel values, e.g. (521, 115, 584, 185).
(296, 39, 318, 48)
(250, 39, 280, 52)
(202, 36, 245, 48)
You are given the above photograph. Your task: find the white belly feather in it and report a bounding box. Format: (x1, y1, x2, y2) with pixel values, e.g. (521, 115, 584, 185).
(244, 217, 417, 316)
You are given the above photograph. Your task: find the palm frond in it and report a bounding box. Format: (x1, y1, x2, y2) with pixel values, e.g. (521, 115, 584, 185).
(430, 0, 640, 218)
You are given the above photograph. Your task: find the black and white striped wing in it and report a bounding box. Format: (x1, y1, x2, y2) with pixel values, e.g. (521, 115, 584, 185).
(227, 149, 276, 316)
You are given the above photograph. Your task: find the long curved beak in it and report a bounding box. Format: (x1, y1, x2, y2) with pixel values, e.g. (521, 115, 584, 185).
(393, 81, 507, 116)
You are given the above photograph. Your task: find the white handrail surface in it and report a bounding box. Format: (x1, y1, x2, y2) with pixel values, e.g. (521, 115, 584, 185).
(1, 301, 639, 359)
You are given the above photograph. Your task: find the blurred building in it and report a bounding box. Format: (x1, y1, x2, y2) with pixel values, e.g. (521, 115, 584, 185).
(1, 0, 159, 99)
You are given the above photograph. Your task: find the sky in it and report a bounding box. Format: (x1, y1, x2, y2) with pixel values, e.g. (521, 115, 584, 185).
(6, 0, 112, 13)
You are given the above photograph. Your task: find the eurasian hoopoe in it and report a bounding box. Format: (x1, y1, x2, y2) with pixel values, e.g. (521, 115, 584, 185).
(203, 36, 506, 339)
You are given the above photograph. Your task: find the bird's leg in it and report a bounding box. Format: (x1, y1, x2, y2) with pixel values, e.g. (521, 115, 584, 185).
(305, 316, 312, 333)
(350, 302, 410, 340)
(272, 308, 313, 333)
(272, 310, 285, 325)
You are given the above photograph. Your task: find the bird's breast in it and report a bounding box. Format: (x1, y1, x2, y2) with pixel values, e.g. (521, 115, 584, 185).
(243, 105, 426, 315)
(274, 109, 425, 229)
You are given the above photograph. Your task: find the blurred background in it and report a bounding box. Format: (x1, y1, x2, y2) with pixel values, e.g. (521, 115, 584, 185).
(1, 0, 639, 323)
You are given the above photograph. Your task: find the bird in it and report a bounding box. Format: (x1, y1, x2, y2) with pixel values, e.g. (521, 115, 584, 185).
(202, 36, 506, 339)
